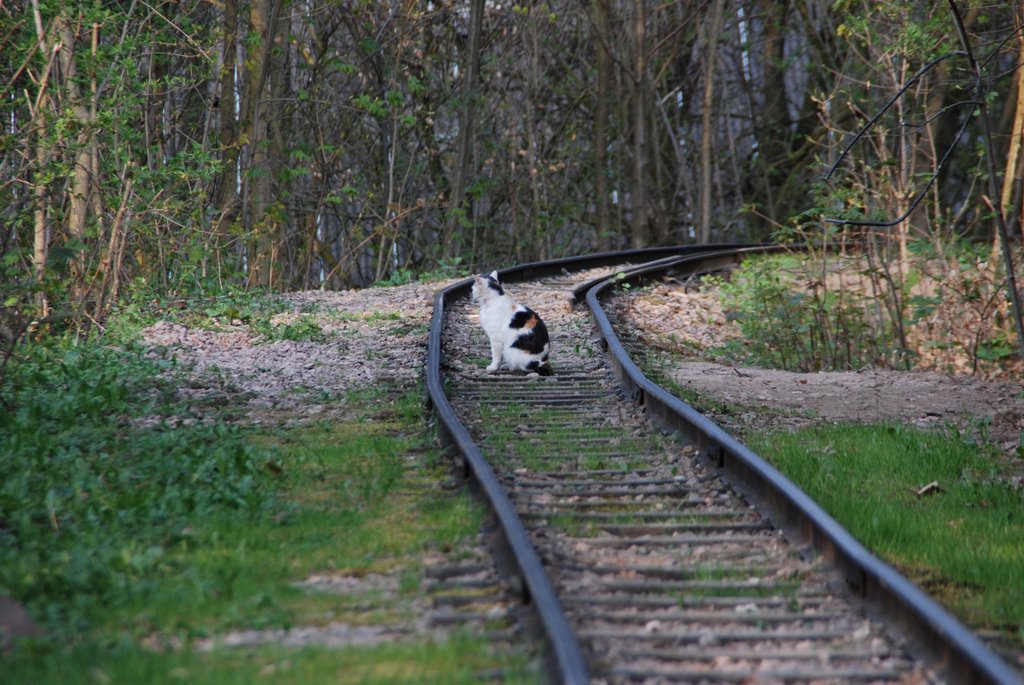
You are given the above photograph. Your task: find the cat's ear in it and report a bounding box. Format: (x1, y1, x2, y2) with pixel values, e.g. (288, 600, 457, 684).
(489, 270, 500, 282)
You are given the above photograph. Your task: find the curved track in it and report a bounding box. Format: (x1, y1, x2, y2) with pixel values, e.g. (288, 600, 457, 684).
(425, 247, 1021, 685)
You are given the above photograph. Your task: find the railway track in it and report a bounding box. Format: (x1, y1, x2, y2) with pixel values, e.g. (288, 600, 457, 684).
(425, 247, 1022, 684)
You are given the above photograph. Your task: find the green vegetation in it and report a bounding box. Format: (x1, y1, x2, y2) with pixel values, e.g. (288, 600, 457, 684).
(106, 289, 329, 345)
(704, 246, 1021, 376)
(749, 424, 1024, 640)
(6, 638, 532, 685)
(0, 341, 275, 635)
(372, 258, 469, 287)
(0, 333, 533, 683)
(705, 254, 887, 371)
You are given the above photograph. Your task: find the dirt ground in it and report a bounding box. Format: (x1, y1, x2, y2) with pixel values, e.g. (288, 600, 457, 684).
(137, 276, 1024, 469)
(618, 283, 1024, 467)
(139, 281, 447, 426)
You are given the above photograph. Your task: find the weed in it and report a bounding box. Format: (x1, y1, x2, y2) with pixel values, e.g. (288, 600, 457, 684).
(364, 311, 403, 322)
(4, 636, 536, 684)
(251, 314, 328, 343)
(708, 254, 884, 371)
(373, 258, 468, 287)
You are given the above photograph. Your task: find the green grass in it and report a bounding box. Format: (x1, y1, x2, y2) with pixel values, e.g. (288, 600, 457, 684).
(5, 637, 535, 684)
(749, 423, 1024, 639)
(0, 336, 535, 683)
(251, 314, 329, 343)
(0, 341, 275, 636)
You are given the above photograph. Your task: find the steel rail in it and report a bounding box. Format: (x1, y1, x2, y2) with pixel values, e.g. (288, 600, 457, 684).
(585, 248, 1023, 685)
(425, 245, 734, 683)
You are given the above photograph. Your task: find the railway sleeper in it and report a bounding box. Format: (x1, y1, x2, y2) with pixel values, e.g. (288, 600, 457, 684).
(606, 665, 913, 683)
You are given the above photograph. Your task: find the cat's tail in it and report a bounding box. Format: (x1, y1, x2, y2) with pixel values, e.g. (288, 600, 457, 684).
(527, 359, 554, 377)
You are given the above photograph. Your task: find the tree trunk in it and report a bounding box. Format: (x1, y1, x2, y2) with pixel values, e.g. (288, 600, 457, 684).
(241, 0, 282, 287)
(1000, 7, 1024, 233)
(93, 173, 133, 320)
(948, 0, 1024, 362)
(526, 6, 546, 260)
(215, 0, 239, 255)
(756, 0, 788, 221)
(593, 0, 612, 250)
(57, 16, 95, 292)
(631, 0, 648, 249)
(699, 0, 725, 244)
(29, 0, 56, 305)
(446, 0, 484, 259)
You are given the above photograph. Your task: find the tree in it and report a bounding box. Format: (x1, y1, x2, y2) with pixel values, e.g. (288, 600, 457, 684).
(699, 0, 726, 243)
(1, 0, 1022, 318)
(446, 0, 485, 258)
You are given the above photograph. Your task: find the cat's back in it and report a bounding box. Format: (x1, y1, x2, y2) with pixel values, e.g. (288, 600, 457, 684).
(509, 307, 548, 336)
(478, 294, 516, 334)
(508, 305, 549, 354)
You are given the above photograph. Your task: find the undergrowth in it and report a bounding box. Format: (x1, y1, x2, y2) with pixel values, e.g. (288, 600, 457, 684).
(704, 253, 890, 371)
(706, 244, 1022, 375)
(104, 287, 328, 345)
(371, 257, 468, 287)
(0, 340, 278, 636)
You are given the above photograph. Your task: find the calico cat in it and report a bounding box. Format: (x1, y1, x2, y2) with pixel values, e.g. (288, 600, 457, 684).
(471, 271, 552, 376)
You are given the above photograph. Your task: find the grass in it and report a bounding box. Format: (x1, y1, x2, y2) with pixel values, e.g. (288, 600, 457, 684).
(0, 341, 274, 636)
(7, 638, 533, 685)
(0, 334, 538, 683)
(748, 423, 1024, 641)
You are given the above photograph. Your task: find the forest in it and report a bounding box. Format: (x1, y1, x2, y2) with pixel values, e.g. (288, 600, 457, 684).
(2, 0, 1024, 338)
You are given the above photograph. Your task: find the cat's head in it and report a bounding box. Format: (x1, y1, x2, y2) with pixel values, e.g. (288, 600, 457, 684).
(471, 270, 504, 301)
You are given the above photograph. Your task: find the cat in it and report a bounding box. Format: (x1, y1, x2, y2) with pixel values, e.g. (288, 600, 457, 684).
(471, 271, 552, 376)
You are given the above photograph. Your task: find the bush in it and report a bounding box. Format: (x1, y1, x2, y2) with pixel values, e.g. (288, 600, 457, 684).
(713, 254, 884, 371)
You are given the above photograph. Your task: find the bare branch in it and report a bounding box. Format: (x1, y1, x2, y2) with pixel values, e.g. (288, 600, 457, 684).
(824, 51, 966, 182)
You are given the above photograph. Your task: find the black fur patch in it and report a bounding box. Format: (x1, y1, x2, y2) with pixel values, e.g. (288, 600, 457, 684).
(511, 317, 549, 355)
(527, 359, 553, 376)
(485, 275, 504, 295)
(509, 310, 533, 329)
